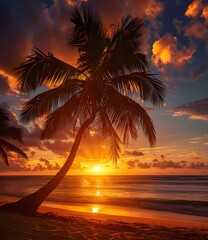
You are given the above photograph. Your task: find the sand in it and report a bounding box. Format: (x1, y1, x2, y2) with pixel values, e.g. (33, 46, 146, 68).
(0, 205, 208, 240)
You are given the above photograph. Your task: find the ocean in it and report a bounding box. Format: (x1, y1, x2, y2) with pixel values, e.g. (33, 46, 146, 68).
(0, 175, 208, 220)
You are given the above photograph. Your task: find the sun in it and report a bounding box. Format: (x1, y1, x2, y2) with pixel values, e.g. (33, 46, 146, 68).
(94, 165, 101, 172)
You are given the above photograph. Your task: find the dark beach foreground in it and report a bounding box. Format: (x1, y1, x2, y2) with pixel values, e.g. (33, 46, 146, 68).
(0, 205, 208, 240)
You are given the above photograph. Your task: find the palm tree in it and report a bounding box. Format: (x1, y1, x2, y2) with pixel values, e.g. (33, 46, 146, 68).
(0, 108, 28, 165)
(1, 5, 165, 215)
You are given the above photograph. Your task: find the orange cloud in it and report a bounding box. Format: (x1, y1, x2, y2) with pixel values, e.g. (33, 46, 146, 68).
(0, 69, 18, 94)
(144, 0, 164, 21)
(125, 0, 164, 33)
(185, 21, 208, 40)
(185, 0, 203, 18)
(201, 5, 208, 24)
(152, 33, 195, 71)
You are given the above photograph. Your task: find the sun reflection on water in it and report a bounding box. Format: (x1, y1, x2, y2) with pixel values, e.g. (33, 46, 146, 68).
(95, 190, 101, 196)
(92, 207, 99, 213)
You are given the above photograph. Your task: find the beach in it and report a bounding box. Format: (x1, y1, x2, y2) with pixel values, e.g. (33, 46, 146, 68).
(0, 204, 208, 240)
(1, 175, 208, 239)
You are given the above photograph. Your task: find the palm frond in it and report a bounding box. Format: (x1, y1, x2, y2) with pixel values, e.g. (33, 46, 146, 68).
(20, 79, 84, 123)
(102, 17, 146, 75)
(0, 108, 9, 124)
(69, 5, 106, 75)
(104, 86, 156, 147)
(41, 95, 81, 139)
(94, 110, 121, 163)
(14, 48, 86, 93)
(0, 126, 23, 143)
(0, 145, 8, 166)
(110, 72, 165, 106)
(0, 139, 28, 160)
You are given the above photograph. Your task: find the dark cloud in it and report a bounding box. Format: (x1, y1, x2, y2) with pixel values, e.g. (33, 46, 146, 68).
(137, 161, 151, 169)
(126, 158, 208, 169)
(126, 159, 139, 169)
(126, 159, 151, 169)
(152, 160, 183, 169)
(38, 158, 60, 170)
(170, 98, 208, 121)
(189, 161, 207, 169)
(44, 140, 72, 157)
(124, 150, 144, 157)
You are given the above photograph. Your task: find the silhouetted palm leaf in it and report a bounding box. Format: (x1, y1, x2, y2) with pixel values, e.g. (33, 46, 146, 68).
(94, 110, 121, 162)
(110, 72, 165, 106)
(0, 139, 28, 162)
(0, 126, 23, 143)
(0, 108, 10, 123)
(69, 5, 106, 75)
(14, 48, 87, 93)
(103, 85, 156, 146)
(0, 145, 8, 166)
(20, 79, 84, 123)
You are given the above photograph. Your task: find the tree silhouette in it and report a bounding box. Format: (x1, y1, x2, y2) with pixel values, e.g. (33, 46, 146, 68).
(1, 5, 165, 215)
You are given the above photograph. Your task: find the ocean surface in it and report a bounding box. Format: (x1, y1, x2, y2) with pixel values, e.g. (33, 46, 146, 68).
(0, 175, 208, 219)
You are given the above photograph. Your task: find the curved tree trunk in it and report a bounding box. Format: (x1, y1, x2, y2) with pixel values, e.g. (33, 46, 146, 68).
(0, 114, 95, 215)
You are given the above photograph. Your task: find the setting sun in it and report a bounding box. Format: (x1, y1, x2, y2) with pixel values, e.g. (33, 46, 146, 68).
(94, 165, 101, 173)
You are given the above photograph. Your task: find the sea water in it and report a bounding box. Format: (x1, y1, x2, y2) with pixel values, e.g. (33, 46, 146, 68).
(0, 175, 208, 219)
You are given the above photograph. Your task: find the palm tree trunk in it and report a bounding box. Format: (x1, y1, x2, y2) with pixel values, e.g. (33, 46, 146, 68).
(0, 113, 95, 215)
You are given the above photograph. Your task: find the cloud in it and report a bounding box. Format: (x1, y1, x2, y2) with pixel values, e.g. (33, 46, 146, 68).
(125, 158, 208, 169)
(126, 159, 139, 169)
(38, 158, 60, 171)
(152, 33, 195, 72)
(44, 140, 73, 157)
(185, 0, 203, 18)
(184, 21, 208, 41)
(87, 0, 164, 26)
(137, 161, 151, 169)
(0, 0, 164, 76)
(189, 161, 207, 169)
(124, 150, 144, 157)
(183, 1, 208, 47)
(171, 98, 208, 121)
(201, 5, 208, 24)
(152, 160, 183, 169)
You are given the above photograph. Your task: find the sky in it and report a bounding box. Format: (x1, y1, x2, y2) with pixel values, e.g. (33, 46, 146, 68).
(0, 0, 207, 175)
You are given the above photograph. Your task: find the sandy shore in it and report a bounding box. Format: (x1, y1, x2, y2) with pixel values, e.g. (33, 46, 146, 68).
(0, 205, 208, 240)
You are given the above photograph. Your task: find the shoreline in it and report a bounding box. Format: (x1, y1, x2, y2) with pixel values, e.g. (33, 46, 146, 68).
(1, 202, 208, 239)
(1, 208, 208, 240)
(39, 204, 208, 229)
(1, 199, 208, 229)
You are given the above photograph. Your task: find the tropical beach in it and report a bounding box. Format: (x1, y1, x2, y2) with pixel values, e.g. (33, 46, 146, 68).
(0, 0, 208, 239)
